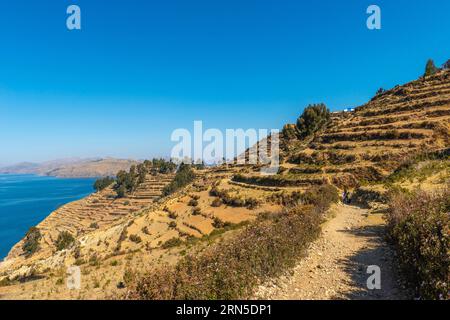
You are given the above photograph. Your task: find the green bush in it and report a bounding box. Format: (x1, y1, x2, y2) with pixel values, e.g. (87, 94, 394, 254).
(386, 188, 449, 299)
(296, 103, 330, 138)
(162, 164, 195, 196)
(161, 237, 183, 249)
(55, 231, 75, 251)
(93, 177, 115, 192)
(22, 227, 41, 257)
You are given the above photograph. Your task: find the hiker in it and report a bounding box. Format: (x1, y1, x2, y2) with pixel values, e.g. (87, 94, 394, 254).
(342, 189, 347, 203)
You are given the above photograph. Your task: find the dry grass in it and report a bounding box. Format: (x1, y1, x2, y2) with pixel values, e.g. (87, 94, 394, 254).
(386, 187, 449, 299)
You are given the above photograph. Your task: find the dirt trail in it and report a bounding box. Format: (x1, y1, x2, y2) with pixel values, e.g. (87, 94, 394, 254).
(255, 204, 409, 300)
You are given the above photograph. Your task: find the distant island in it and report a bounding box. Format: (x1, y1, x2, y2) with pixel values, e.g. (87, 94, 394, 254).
(0, 158, 138, 178)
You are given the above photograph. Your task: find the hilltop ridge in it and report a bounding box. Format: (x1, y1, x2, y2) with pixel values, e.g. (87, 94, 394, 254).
(0, 158, 139, 178)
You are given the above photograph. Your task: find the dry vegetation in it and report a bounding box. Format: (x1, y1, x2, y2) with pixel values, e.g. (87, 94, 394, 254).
(386, 187, 449, 299)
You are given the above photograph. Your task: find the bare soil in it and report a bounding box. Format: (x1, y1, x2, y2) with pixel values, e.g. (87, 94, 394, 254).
(255, 204, 410, 300)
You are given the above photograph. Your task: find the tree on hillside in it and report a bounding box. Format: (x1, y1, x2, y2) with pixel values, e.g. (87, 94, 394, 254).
(296, 103, 331, 138)
(93, 176, 115, 192)
(424, 59, 438, 77)
(443, 59, 450, 70)
(376, 88, 386, 95)
(137, 163, 147, 184)
(282, 124, 298, 140)
(22, 227, 41, 257)
(162, 163, 195, 196)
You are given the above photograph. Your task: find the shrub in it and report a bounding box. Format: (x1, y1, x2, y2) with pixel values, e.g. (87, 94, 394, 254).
(168, 222, 177, 229)
(74, 258, 85, 266)
(192, 207, 201, 216)
(90, 222, 99, 229)
(296, 103, 330, 138)
(89, 254, 100, 266)
(188, 199, 198, 207)
(210, 185, 262, 208)
(141, 226, 150, 235)
(93, 176, 115, 192)
(162, 164, 195, 196)
(212, 217, 232, 229)
(129, 234, 142, 243)
(22, 227, 41, 257)
(55, 231, 75, 251)
(245, 197, 260, 209)
(211, 198, 222, 207)
(386, 188, 449, 299)
(301, 184, 340, 210)
(110, 260, 119, 267)
(161, 237, 183, 249)
(167, 210, 178, 219)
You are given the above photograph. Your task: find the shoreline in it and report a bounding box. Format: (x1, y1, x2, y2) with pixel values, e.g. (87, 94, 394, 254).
(0, 175, 95, 261)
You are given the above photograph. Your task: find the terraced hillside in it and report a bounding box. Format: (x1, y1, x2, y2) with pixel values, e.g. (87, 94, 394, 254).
(1, 173, 174, 272)
(236, 69, 449, 189)
(0, 68, 448, 299)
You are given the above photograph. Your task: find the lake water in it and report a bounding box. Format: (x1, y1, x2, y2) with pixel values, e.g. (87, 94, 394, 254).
(0, 174, 95, 260)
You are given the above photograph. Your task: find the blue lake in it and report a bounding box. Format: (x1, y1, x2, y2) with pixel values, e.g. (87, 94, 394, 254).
(0, 174, 95, 260)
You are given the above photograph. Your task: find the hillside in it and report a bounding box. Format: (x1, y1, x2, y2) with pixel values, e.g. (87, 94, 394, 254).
(236, 69, 449, 190)
(0, 158, 139, 178)
(0, 68, 448, 300)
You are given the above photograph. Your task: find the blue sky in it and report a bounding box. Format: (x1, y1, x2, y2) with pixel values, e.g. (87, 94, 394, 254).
(0, 0, 449, 165)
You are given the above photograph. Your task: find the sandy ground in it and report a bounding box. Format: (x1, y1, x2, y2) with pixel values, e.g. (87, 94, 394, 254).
(255, 204, 409, 300)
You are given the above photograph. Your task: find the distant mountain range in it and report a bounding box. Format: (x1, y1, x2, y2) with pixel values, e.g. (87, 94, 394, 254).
(0, 158, 139, 178)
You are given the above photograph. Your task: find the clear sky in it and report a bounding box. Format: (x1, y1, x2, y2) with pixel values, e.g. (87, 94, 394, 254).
(0, 0, 449, 165)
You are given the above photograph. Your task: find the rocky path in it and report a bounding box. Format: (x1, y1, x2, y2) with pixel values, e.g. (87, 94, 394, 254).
(255, 204, 409, 300)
